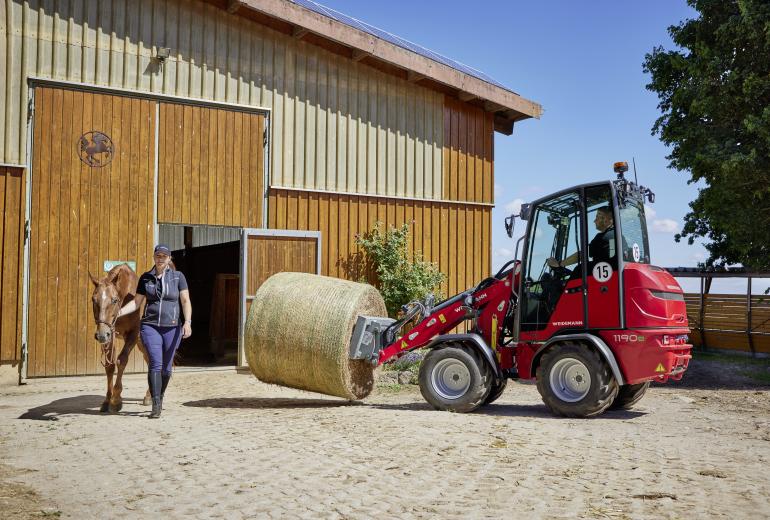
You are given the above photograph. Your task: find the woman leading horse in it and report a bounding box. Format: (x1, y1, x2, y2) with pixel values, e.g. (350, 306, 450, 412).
(117, 244, 193, 418)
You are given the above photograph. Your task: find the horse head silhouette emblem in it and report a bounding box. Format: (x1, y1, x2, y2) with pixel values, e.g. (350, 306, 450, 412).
(78, 131, 114, 168)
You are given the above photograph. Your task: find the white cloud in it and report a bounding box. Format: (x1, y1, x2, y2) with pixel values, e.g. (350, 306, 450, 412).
(651, 219, 679, 233)
(644, 204, 657, 219)
(494, 248, 513, 258)
(504, 198, 524, 214)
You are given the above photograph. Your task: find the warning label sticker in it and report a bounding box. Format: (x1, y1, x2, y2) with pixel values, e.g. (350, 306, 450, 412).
(655, 363, 666, 373)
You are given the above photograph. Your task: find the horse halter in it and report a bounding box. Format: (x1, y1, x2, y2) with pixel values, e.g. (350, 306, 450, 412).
(96, 307, 121, 368)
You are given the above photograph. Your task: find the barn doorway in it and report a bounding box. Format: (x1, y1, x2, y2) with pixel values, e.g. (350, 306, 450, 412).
(158, 224, 241, 366)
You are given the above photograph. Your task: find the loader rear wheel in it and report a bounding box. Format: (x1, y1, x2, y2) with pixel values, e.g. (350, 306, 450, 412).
(536, 342, 618, 418)
(419, 345, 492, 413)
(483, 378, 508, 406)
(610, 382, 650, 410)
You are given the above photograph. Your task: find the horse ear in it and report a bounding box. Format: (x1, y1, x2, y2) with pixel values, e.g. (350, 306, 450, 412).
(107, 265, 122, 284)
(88, 271, 100, 287)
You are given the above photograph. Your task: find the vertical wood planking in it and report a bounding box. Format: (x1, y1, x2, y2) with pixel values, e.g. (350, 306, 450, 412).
(27, 87, 154, 376)
(442, 98, 494, 203)
(0, 166, 25, 364)
(268, 188, 491, 300)
(157, 103, 264, 227)
(246, 235, 319, 297)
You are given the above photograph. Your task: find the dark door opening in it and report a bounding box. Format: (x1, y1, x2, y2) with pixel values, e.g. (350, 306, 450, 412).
(159, 225, 241, 366)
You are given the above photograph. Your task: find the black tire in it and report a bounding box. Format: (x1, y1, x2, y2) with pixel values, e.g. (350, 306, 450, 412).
(483, 378, 508, 405)
(610, 382, 650, 410)
(535, 342, 618, 418)
(418, 344, 492, 413)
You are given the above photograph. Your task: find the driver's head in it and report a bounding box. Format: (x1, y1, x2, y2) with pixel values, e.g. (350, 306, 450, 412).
(594, 206, 613, 232)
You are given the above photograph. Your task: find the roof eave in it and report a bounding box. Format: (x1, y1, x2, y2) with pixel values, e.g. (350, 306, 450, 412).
(222, 0, 543, 132)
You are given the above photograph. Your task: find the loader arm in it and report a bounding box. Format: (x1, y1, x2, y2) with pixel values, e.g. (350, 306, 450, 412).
(376, 264, 519, 365)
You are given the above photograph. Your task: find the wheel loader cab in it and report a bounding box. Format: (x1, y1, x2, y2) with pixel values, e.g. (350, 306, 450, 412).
(516, 179, 651, 341)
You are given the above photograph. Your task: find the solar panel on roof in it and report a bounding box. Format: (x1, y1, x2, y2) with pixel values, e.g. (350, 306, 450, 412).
(288, 0, 513, 93)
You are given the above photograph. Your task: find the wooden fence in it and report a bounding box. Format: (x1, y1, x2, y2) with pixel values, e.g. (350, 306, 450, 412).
(684, 293, 770, 354)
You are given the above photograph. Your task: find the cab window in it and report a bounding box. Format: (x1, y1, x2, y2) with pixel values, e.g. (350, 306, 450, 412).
(618, 199, 651, 264)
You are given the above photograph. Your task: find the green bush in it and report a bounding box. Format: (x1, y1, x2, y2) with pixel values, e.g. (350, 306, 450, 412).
(356, 222, 445, 318)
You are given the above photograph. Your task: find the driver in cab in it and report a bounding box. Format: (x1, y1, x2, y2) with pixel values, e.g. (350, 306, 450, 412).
(547, 205, 616, 271)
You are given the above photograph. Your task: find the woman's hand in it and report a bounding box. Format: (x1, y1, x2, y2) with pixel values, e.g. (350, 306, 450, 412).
(180, 289, 192, 338)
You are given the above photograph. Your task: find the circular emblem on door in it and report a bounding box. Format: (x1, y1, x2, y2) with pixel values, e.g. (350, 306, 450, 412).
(77, 131, 114, 167)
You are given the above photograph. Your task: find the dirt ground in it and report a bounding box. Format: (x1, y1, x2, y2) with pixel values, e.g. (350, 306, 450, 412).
(1, 356, 769, 520)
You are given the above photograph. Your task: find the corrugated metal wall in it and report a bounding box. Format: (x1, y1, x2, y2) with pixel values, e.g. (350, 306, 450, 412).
(159, 225, 241, 251)
(1, 0, 447, 201)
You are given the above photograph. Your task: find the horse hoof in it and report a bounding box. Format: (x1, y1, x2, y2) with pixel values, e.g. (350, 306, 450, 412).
(100, 402, 110, 413)
(142, 397, 152, 406)
(109, 402, 123, 413)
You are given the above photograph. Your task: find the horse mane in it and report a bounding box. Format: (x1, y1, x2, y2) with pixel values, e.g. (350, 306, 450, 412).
(106, 263, 138, 299)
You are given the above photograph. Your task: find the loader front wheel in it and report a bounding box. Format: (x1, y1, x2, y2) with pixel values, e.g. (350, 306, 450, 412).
(419, 345, 492, 413)
(536, 342, 618, 418)
(610, 382, 650, 410)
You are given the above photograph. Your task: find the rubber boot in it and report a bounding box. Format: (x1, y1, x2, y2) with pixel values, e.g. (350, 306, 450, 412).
(148, 371, 162, 419)
(161, 373, 171, 401)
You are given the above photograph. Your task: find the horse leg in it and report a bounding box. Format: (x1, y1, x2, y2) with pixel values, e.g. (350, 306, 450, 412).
(110, 357, 127, 413)
(137, 340, 152, 406)
(101, 349, 115, 413)
(110, 334, 138, 413)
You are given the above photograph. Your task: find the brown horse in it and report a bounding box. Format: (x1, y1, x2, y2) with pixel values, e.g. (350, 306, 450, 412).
(89, 264, 151, 412)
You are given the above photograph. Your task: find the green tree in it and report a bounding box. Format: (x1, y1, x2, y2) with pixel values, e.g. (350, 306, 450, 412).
(356, 222, 445, 317)
(643, 0, 770, 270)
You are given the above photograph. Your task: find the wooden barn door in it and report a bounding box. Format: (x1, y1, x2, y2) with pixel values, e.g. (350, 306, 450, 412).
(238, 230, 321, 365)
(156, 103, 265, 228)
(27, 87, 155, 377)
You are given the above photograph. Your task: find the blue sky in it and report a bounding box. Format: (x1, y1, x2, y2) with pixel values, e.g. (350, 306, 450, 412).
(309, 1, 764, 293)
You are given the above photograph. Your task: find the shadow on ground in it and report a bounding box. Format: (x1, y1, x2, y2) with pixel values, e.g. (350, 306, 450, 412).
(18, 395, 146, 420)
(183, 397, 363, 409)
(659, 355, 770, 390)
(368, 401, 648, 420)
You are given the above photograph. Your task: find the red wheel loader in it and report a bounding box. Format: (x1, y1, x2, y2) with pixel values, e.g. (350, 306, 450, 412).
(349, 162, 692, 417)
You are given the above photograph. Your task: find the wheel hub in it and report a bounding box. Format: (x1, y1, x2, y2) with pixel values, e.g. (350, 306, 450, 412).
(549, 357, 592, 402)
(431, 358, 471, 400)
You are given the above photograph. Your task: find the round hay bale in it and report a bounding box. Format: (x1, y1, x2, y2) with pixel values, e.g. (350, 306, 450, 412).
(245, 272, 387, 400)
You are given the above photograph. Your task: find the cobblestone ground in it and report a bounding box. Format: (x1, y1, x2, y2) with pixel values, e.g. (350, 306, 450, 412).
(1, 368, 769, 519)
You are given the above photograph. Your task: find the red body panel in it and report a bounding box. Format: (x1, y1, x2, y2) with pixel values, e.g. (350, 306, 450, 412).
(587, 273, 620, 328)
(624, 264, 688, 328)
(519, 278, 585, 342)
(598, 329, 691, 384)
(378, 260, 692, 387)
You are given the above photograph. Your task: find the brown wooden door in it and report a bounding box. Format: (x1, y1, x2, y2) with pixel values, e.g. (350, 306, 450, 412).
(239, 231, 320, 365)
(157, 103, 265, 227)
(28, 87, 155, 377)
(0, 166, 25, 365)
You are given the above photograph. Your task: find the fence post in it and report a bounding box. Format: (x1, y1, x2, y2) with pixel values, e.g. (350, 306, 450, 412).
(698, 276, 707, 350)
(747, 276, 756, 358)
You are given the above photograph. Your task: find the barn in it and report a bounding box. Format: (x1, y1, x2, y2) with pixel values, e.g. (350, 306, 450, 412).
(0, 0, 541, 382)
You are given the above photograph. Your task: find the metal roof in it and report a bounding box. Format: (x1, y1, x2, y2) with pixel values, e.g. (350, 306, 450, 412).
(288, 0, 512, 92)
